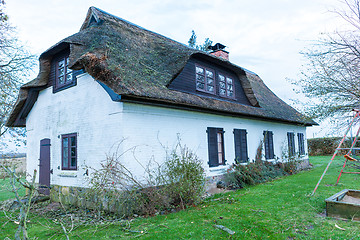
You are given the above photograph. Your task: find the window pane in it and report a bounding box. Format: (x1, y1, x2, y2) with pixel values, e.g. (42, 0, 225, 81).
(71, 147, 76, 157)
(227, 84, 233, 91)
(196, 74, 205, 82)
(206, 70, 213, 78)
(219, 88, 226, 96)
(70, 136, 76, 146)
(63, 147, 69, 168)
(58, 59, 65, 68)
(196, 66, 204, 74)
(71, 157, 76, 167)
(196, 82, 205, 89)
(219, 82, 225, 89)
(66, 73, 73, 83)
(227, 77, 233, 84)
(58, 76, 65, 85)
(207, 78, 213, 85)
(227, 90, 233, 97)
(218, 74, 225, 82)
(63, 137, 68, 147)
(58, 67, 64, 76)
(207, 85, 214, 92)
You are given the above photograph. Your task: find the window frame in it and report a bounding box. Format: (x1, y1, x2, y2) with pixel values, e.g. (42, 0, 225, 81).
(61, 133, 77, 170)
(217, 72, 236, 99)
(54, 55, 76, 92)
(195, 64, 216, 95)
(263, 130, 275, 160)
(207, 127, 225, 167)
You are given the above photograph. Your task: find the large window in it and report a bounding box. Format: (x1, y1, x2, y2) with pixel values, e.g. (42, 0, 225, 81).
(54, 55, 75, 91)
(61, 133, 77, 170)
(195, 65, 215, 94)
(298, 133, 305, 156)
(287, 132, 295, 157)
(218, 73, 234, 98)
(234, 129, 248, 163)
(263, 130, 274, 160)
(207, 127, 225, 167)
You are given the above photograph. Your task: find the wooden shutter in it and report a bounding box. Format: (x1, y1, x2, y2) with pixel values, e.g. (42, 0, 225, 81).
(287, 132, 295, 157)
(234, 129, 248, 163)
(298, 133, 305, 155)
(207, 127, 219, 167)
(264, 131, 274, 159)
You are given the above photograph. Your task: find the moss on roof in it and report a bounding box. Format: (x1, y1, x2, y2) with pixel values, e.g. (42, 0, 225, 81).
(6, 7, 316, 127)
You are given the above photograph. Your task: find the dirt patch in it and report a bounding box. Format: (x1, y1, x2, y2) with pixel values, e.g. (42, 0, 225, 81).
(341, 195, 360, 205)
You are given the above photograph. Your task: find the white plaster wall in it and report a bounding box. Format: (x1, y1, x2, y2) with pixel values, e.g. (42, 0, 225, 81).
(26, 72, 308, 187)
(120, 103, 308, 177)
(26, 73, 124, 187)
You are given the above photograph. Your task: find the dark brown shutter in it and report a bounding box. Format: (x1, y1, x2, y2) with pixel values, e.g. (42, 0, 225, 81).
(264, 131, 274, 159)
(269, 131, 274, 159)
(287, 132, 295, 157)
(234, 129, 248, 163)
(298, 133, 305, 155)
(207, 127, 218, 167)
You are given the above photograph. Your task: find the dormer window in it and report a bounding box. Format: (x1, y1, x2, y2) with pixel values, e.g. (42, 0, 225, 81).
(195, 65, 215, 94)
(56, 57, 73, 87)
(218, 73, 234, 98)
(53, 51, 77, 92)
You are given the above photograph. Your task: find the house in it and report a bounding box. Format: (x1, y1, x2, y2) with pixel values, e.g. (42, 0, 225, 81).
(6, 7, 316, 196)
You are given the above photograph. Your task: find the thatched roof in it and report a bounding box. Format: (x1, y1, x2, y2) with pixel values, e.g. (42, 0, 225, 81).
(6, 7, 316, 127)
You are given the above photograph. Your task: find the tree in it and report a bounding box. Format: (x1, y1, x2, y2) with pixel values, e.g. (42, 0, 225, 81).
(0, 1, 35, 147)
(188, 30, 213, 52)
(295, 0, 360, 121)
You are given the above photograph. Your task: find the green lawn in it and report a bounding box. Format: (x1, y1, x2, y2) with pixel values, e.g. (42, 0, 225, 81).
(0, 176, 25, 202)
(1, 156, 360, 239)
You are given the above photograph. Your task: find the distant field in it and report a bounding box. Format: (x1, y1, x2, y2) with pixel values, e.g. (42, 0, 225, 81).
(1, 156, 360, 239)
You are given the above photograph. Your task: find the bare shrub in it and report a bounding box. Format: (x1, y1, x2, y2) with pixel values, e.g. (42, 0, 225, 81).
(86, 141, 205, 217)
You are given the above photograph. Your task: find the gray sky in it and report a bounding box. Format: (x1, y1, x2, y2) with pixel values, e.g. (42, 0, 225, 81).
(5, 0, 348, 138)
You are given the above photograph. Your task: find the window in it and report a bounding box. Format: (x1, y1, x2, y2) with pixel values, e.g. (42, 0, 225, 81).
(287, 132, 295, 157)
(234, 129, 248, 163)
(207, 127, 225, 167)
(298, 133, 305, 156)
(61, 133, 77, 170)
(218, 73, 234, 98)
(54, 55, 75, 91)
(195, 65, 215, 94)
(263, 130, 274, 159)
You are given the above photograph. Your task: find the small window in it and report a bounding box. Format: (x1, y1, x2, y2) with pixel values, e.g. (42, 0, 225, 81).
(234, 129, 248, 163)
(263, 130, 274, 159)
(61, 133, 77, 170)
(287, 132, 295, 157)
(298, 133, 305, 156)
(195, 65, 215, 94)
(54, 55, 75, 91)
(207, 127, 225, 167)
(218, 73, 235, 98)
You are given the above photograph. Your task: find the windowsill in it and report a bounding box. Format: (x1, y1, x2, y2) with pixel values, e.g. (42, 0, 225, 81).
(58, 171, 78, 178)
(209, 164, 229, 174)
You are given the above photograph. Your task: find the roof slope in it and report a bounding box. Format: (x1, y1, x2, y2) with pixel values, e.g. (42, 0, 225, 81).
(6, 7, 316, 127)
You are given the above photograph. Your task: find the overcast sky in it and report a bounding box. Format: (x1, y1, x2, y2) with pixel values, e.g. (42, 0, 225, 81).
(4, 0, 349, 139)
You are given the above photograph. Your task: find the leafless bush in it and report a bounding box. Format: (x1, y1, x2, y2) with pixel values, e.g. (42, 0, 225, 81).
(86, 140, 205, 217)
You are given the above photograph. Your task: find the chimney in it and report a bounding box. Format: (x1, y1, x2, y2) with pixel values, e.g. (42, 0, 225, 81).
(208, 43, 229, 60)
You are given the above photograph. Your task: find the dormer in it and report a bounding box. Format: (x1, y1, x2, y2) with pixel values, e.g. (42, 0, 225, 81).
(169, 55, 253, 106)
(49, 48, 83, 93)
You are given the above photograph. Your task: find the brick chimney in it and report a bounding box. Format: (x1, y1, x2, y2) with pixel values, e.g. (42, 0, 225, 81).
(208, 43, 229, 60)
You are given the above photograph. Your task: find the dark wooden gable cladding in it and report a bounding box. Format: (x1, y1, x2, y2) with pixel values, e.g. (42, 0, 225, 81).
(49, 48, 83, 92)
(234, 129, 248, 163)
(169, 56, 252, 106)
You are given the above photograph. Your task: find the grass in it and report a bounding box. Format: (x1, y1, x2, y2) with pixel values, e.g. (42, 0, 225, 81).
(1, 156, 360, 239)
(0, 175, 25, 202)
